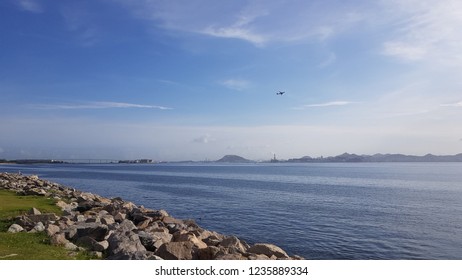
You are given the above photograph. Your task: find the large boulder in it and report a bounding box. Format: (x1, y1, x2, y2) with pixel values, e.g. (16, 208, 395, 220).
(68, 222, 109, 242)
(155, 241, 195, 260)
(106, 230, 147, 259)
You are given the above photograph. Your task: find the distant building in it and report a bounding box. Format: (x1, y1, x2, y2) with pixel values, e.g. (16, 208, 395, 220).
(118, 159, 153, 164)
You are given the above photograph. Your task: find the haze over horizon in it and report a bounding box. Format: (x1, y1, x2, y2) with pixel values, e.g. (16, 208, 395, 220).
(1, 0, 462, 161)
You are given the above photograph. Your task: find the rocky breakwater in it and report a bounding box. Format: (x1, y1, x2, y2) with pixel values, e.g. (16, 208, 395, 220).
(0, 172, 303, 260)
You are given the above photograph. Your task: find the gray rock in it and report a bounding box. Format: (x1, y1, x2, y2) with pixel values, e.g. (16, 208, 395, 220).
(72, 222, 109, 242)
(31, 222, 46, 232)
(76, 236, 106, 252)
(106, 230, 147, 258)
(117, 219, 137, 232)
(26, 213, 59, 224)
(7, 224, 24, 233)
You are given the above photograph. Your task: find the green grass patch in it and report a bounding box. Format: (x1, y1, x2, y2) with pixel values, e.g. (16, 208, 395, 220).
(0, 190, 62, 231)
(0, 190, 93, 260)
(0, 232, 93, 260)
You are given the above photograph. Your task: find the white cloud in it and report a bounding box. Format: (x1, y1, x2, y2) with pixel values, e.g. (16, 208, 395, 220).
(116, 0, 367, 46)
(440, 101, 462, 107)
(381, 0, 462, 64)
(32, 101, 172, 110)
(294, 101, 355, 109)
(220, 79, 251, 91)
(17, 0, 42, 13)
(382, 42, 427, 61)
(202, 26, 266, 46)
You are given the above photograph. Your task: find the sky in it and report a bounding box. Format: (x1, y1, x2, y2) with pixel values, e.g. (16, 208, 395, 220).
(1, 0, 462, 161)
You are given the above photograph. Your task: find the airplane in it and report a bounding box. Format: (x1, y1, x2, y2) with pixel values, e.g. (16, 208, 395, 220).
(276, 91, 285, 95)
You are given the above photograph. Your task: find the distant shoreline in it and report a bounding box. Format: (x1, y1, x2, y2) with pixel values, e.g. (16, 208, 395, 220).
(2, 152, 462, 164)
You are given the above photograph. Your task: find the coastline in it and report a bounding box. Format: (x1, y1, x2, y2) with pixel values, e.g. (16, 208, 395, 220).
(0, 172, 302, 260)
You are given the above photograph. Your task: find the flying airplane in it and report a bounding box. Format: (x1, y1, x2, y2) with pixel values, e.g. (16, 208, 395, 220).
(276, 91, 285, 95)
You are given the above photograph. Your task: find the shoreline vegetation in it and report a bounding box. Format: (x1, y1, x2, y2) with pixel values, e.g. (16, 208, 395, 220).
(2, 152, 462, 165)
(0, 172, 302, 260)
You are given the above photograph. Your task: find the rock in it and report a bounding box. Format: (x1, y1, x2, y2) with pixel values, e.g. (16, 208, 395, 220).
(64, 242, 79, 251)
(98, 240, 109, 251)
(247, 254, 271, 260)
(85, 217, 100, 223)
(155, 241, 195, 260)
(137, 231, 158, 251)
(56, 200, 72, 211)
(30, 222, 46, 232)
(25, 213, 59, 224)
(106, 230, 147, 258)
(94, 195, 111, 205)
(76, 200, 103, 212)
(117, 219, 137, 232)
(7, 224, 24, 233)
(28, 208, 42, 215)
(247, 243, 289, 259)
(136, 218, 152, 230)
(220, 236, 249, 253)
(25, 188, 47, 196)
(100, 215, 115, 225)
(46, 224, 61, 237)
(75, 215, 86, 222)
(163, 216, 183, 225)
(215, 253, 247, 260)
(72, 222, 109, 242)
(76, 236, 106, 252)
(113, 212, 126, 223)
(175, 232, 208, 249)
(198, 246, 221, 260)
(50, 233, 69, 246)
(14, 216, 35, 230)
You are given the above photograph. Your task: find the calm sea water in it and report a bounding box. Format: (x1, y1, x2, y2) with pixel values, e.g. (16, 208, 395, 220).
(1, 162, 462, 259)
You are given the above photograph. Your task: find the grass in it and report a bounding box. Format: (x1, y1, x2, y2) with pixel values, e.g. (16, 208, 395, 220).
(0, 189, 93, 260)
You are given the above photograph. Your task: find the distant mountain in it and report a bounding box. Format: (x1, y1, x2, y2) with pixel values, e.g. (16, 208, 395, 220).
(215, 155, 254, 163)
(288, 153, 462, 163)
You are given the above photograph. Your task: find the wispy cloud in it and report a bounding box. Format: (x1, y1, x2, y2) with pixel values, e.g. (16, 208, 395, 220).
(117, 0, 366, 47)
(17, 0, 43, 13)
(202, 26, 266, 46)
(381, 0, 462, 64)
(440, 101, 462, 107)
(294, 101, 355, 110)
(220, 79, 251, 91)
(32, 101, 172, 110)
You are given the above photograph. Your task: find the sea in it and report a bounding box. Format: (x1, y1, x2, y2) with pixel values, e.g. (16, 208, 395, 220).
(1, 162, 461, 260)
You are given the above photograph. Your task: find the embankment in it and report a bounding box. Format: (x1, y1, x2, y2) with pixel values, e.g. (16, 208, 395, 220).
(0, 172, 302, 260)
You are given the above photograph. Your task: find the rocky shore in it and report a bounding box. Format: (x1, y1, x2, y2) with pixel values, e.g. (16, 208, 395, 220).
(0, 172, 302, 260)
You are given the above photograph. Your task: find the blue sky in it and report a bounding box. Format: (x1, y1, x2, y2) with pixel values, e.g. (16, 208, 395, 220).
(1, 0, 461, 161)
